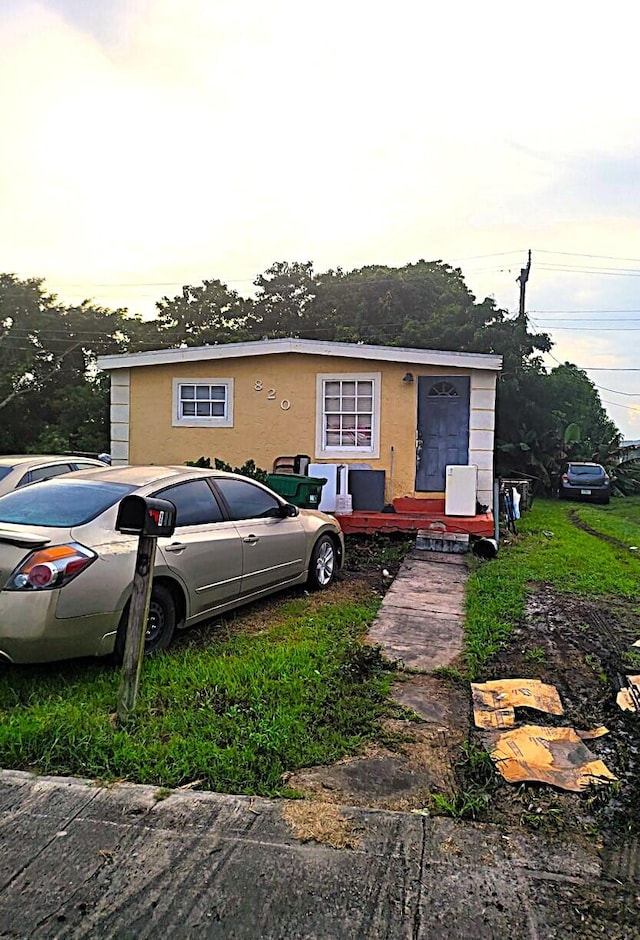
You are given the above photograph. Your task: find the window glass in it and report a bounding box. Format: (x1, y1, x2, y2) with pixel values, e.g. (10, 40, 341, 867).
(0, 467, 13, 482)
(73, 462, 102, 471)
(215, 479, 281, 520)
(154, 479, 224, 526)
(0, 481, 135, 526)
(27, 463, 74, 484)
(428, 381, 459, 398)
(323, 378, 374, 449)
(178, 383, 227, 420)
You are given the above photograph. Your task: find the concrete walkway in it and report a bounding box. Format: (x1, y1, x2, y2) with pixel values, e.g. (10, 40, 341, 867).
(368, 550, 467, 672)
(287, 548, 470, 810)
(0, 769, 608, 939)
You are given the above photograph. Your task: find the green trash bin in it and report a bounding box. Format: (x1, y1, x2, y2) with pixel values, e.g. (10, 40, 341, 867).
(266, 474, 327, 509)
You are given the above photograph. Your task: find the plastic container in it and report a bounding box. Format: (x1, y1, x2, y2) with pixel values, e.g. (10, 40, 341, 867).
(335, 494, 353, 514)
(348, 469, 385, 511)
(267, 473, 327, 509)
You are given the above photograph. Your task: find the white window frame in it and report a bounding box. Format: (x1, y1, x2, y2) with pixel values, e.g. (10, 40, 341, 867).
(315, 372, 381, 459)
(172, 377, 234, 428)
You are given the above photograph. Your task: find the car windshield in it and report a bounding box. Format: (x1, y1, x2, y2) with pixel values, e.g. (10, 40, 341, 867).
(0, 480, 136, 527)
(0, 467, 13, 482)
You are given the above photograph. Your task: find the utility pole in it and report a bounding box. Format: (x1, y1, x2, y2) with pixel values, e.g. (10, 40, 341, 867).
(517, 249, 532, 322)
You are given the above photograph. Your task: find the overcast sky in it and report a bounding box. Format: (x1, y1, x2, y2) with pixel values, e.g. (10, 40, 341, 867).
(2, 0, 639, 438)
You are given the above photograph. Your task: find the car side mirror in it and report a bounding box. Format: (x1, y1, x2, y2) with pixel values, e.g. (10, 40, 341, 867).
(282, 503, 299, 518)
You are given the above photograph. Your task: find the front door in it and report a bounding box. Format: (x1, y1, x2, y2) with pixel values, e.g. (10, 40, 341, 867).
(415, 375, 470, 491)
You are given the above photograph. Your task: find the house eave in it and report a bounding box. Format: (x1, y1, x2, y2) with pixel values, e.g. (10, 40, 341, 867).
(97, 337, 502, 373)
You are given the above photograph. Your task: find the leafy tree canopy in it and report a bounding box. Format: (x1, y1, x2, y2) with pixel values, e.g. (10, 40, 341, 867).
(0, 274, 144, 454)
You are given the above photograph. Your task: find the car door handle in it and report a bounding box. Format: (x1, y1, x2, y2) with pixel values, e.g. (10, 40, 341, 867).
(243, 535, 259, 545)
(165, 542, 187, 553)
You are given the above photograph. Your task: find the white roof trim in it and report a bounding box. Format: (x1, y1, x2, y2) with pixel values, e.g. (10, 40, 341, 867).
(97, 337, 502, 372)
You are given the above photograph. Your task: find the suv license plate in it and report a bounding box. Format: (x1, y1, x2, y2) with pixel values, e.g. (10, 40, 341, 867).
(581, 489, 592, 495)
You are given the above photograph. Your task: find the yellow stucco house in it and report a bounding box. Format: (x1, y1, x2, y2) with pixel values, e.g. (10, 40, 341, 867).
(97, 338, 502, 513)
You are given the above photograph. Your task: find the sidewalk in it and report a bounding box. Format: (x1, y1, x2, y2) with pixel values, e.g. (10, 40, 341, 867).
(0, 769, 604, 939)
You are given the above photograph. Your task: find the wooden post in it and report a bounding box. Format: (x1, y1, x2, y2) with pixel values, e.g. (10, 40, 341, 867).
(516, 249, 532, 322)
(117, 535, 157, 721)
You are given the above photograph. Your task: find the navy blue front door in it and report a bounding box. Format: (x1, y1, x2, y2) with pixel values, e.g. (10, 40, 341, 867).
(415, 376, 470, 491)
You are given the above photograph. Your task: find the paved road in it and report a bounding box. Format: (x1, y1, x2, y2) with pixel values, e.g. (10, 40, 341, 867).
(0, 770, 610, 939)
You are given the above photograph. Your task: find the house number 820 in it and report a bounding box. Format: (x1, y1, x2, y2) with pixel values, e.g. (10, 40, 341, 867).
(255, 381, 290, 409)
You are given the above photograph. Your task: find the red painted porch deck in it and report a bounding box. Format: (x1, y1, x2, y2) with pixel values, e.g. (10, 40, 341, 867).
(335, 496, 494, 537)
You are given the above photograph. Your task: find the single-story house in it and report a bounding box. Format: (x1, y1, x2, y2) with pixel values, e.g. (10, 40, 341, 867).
(97, 338, 502, 516)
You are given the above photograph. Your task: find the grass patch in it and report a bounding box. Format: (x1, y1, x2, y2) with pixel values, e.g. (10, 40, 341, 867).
(572, 496, 640, 548)
(464, 498, 640, 677)
(0, 592, 394, 795)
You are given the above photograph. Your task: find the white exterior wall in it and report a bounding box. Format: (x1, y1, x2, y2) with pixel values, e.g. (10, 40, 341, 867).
(469, 370, 497, 509)
(109, 369, 130, 466)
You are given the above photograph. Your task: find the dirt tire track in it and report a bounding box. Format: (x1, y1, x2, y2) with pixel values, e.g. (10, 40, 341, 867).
(567, 508, 632, 552)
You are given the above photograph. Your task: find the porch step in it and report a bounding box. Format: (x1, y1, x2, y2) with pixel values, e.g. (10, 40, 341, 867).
(415, 529, 470, 554)
(335, 509, 494, 537)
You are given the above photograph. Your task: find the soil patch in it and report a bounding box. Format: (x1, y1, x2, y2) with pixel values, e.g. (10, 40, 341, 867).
(467, 586, 640, 843)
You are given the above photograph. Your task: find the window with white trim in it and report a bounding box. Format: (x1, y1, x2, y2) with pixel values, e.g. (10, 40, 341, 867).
(172, 378, 234, 428)
(316, 372, 380, 458)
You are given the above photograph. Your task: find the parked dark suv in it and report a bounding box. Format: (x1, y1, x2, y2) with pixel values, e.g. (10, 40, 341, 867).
(558, 462, 610, 504)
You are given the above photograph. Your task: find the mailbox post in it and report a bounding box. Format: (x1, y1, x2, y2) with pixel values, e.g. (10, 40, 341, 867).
(115, 495, 176, 721)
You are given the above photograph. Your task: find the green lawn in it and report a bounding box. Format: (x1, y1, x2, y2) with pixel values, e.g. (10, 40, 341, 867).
(571, 497, 640, 547)
(0, 588, 392, 795)
(464, 497, 640, 677)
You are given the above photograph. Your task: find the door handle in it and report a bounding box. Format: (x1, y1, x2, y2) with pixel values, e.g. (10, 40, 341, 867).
(165, 542, 187, 553)
(243, 535, 259, 545)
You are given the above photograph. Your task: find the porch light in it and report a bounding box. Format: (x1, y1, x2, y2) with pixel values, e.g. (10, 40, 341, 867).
(402, 372, 414, 384)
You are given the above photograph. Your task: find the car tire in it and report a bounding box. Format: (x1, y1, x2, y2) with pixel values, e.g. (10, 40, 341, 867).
(114, 583, 176, 661)
(307, 535, 337, 590)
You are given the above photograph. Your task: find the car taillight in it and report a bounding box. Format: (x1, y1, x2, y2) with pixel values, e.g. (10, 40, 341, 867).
(561, 473, 569, 483)
(5, 543, 96, 592)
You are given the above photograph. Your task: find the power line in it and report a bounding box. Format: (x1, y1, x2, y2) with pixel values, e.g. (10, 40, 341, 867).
(539, 325, 640, 331)
(593, 385, 640, 398)
(535, 249, 640, 264)
(533, 317, 640, 322)
(531, 309, 640, 314)
(600, 398, 640, 413)
(536, 265, 640, 277)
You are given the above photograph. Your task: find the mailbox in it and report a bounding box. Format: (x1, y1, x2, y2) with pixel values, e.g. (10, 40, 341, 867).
(116, 495, 177, 538)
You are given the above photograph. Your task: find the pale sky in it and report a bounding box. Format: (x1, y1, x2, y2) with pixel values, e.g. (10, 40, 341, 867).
(2, 0, 639, 437)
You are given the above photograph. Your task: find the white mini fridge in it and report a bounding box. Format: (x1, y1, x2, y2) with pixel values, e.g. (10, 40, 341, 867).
(445, 465, 477, 516)
(308, 463, 349, 512)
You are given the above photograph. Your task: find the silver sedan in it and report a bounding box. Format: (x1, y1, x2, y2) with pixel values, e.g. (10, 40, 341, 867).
(0, 466, 344, 664)
(0, 455, 106, 497)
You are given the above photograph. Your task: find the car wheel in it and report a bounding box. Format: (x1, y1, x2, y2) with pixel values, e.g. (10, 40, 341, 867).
(114, 583, 176, 660)
(307, 535, 336, 590)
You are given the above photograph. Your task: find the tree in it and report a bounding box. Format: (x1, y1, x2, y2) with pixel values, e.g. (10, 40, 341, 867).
(250, 261, 321, 339)
(545, 363, 618, 453)
(154, 279, 254, 347)
(0, 274, 142, 454)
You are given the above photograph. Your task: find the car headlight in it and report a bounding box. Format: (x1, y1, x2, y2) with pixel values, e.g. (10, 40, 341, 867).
(5, 543, 97, 592)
